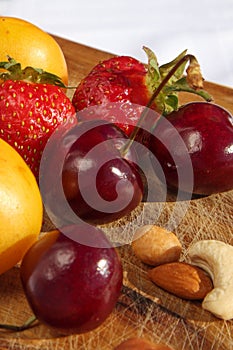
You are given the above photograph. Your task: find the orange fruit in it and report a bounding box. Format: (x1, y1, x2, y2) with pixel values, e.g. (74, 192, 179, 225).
(0, 138, 43, 275)
(0, 16, 68, 85)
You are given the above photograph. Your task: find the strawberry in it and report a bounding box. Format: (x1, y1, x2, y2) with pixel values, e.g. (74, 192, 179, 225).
(72, 47, 211, 137)
(0, 58, 76, 179)
(72, 54, 150, 136)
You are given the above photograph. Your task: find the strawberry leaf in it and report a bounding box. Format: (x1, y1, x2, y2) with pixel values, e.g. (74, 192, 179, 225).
(143, 48, 212, 115)
(0, 57, 66, 87)
(164, 94, 179, 113)
(166, 77, 213, 102)
(159, 50, 187, 81)
(143, 46, 161, 83)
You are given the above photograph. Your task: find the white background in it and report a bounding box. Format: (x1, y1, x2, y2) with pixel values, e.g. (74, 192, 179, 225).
(1, 0, 233, 87)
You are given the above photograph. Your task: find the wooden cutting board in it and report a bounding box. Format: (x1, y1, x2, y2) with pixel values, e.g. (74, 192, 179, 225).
(0, 36, 233, 350)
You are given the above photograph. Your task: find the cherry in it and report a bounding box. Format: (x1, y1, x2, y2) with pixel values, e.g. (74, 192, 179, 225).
(149, 102, 233, 195)
(40, 118, 144, 226)
(20, 225, 123, 334)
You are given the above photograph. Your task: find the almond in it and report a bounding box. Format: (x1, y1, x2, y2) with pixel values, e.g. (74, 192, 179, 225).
(114, 337, 173, 350)
(148, 262, 213, 300)
(131, 225, 182, 266)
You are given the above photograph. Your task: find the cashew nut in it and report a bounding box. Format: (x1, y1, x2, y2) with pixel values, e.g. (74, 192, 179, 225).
(188, 240, 233, 320)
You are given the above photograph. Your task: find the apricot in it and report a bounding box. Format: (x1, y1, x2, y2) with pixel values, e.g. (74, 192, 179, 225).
(0, 138, 43, 275)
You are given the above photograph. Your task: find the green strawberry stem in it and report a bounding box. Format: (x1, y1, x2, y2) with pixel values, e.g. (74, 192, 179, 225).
(0, 314, 37, 332)
(121, 53, 213, 156)
(147, 54, 212, 108)
(0, 56, 66, 87)
(143, 47, 212, 114)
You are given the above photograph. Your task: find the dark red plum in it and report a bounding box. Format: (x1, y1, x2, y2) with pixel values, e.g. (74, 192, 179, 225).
(40, 119, 144, 228)
(61, 120, 144, 224)
(20, 225, 123, 334)
(149, 102, 233, 195)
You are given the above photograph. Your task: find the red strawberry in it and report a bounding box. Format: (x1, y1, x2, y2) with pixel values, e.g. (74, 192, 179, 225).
(72, 55, 151, 136)
(72, 47, 211, 137)
(0, 58, 76, 179)
(72, 53, 151, 136)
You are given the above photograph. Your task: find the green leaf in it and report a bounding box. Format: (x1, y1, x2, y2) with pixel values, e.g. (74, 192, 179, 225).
(164, 94, 179, 114)
(21, 66, 66, 87)
(143, 46, 161, 83)
(159, 50, 187, 81)
(0, 57, 66, 88)
(166, 77, 213, 101)
(141, 47, 213, 116)
(0, 61, 9, 68)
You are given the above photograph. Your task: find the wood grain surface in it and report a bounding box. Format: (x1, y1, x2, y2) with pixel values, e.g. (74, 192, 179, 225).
(0, 35, 233, 350)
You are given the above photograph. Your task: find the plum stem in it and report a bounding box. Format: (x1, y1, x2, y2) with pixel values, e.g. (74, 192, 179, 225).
(121, 54, 208, 156)
(0, 315, 37, 332)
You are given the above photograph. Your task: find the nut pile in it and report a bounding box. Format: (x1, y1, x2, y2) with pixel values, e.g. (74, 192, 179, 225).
(131, 225, 233, 320)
